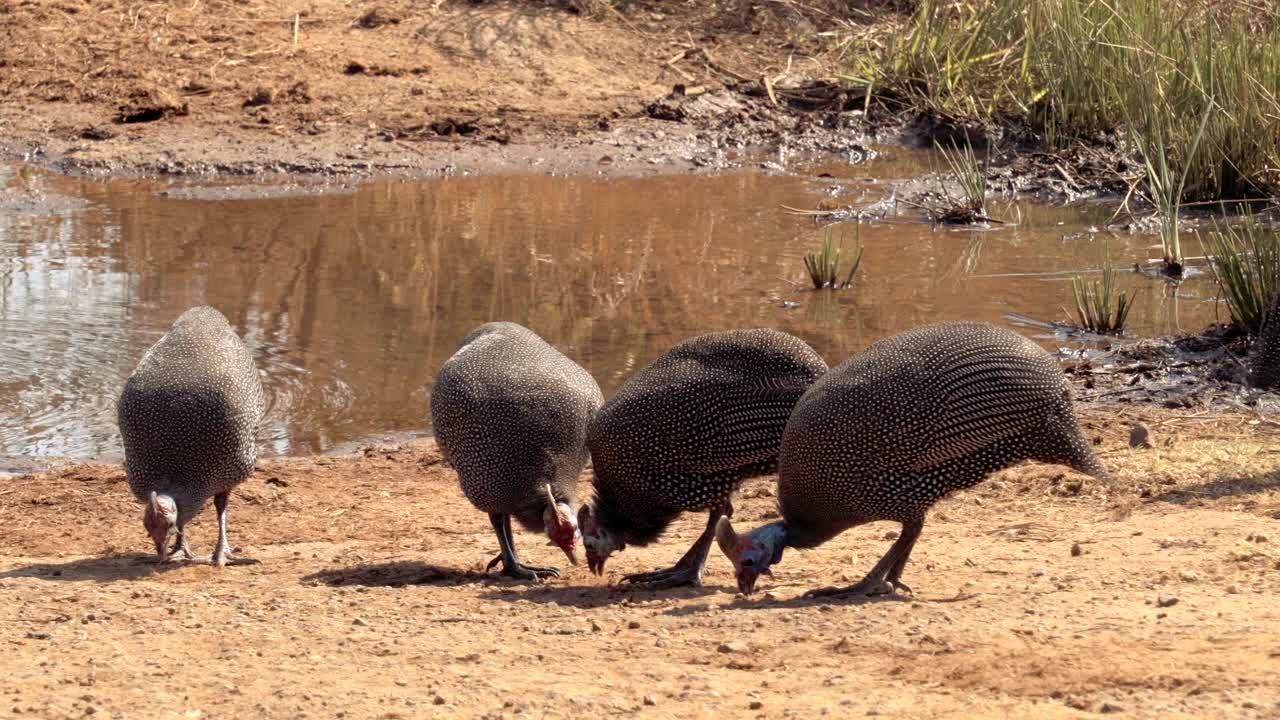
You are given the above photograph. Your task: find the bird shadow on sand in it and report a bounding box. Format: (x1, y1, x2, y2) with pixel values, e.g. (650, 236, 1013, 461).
(0, 553, 195, 583)
(655, 589, 919, 616)
(301, 560, 493, 588)
(479, 581, 723, 609)
(1152, 469, 1280, 506)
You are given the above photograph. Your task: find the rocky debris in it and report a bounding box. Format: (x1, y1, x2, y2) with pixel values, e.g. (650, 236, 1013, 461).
(243, 87, 274, 108)
(354, 7, 400, 29)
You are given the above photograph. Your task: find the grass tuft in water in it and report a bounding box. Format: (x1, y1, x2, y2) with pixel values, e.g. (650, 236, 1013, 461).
(1207, 212, 1280, 335)
(1071, 244, 1136, 335)
(934, 139, 988, 224)
(803, 226, 863, 290)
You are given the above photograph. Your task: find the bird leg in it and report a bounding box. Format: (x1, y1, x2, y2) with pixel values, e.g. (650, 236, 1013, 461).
(210, 492, 258, 567)
(622, 502, 733, 589)
(804, 516, 923, 599)
(485, 513, 560, 581)
(167, 527, 195, 561)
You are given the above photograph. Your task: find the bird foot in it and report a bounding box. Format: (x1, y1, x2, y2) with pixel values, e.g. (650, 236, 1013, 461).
(485, 553, 559, 580)
(210, 545, 259, 567)
(500, 562, 561, 581)
(803, 578, 898, 599)
(621, 565, 703, 589)
(168, 539, 195, 561)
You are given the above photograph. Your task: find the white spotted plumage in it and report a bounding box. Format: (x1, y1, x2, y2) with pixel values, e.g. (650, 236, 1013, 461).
(119, 306, 264, 523)
(430, 322, 602, 529)
(777, 321, 1104, 548)
(587, 329, 827, 546)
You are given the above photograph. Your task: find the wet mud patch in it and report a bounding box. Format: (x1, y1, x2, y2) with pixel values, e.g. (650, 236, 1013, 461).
(1065, 324, 1280, 416)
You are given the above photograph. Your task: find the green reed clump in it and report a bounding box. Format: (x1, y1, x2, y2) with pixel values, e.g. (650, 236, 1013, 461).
(1207, 213, 1280, 335)
(1071, 245, 1136, 334)
(844, 0, 1280, 203)
(803, 226, 863, 289)
(934, 139, 988, 223)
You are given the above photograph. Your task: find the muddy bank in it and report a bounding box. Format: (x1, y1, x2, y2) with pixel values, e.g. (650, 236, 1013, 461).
(0, 0, 1122, 195)
(0, 0, 863, 179)
(1054, 321, 1280, 421)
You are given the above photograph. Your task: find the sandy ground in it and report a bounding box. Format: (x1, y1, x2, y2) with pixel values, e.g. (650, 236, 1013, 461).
(2, 406, 1279, 719)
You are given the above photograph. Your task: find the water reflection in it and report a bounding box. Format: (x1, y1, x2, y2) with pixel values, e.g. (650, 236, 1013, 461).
(0, 156, 1223, 459)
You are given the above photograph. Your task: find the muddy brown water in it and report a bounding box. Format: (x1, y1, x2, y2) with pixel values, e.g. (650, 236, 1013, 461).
(0, 153, 1225, 463)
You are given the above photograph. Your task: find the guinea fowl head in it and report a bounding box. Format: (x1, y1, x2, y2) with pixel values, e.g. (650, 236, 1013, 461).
(715, 516, 787, 594)
(577, 503, 622, 576)
(542, 485, 580, 566)
(143, 491, 178, 561)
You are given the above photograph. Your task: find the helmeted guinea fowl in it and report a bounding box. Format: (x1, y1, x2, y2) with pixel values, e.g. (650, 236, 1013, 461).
(118, 305, 265, 566)
(1248, 286, 1280, 390)
(430, 322, 603, 580)
(579, 329, 827, 588)
(716, 321, 1107, 597)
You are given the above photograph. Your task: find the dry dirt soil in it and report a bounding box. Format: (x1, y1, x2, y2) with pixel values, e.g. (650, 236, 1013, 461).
(0, 0, 864, 177)
(2, 406, 1279, 719)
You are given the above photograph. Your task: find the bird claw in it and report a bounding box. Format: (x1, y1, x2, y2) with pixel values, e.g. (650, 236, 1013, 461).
(497, 563, 560, 581)
(803, 579, 896, 599)
(621, 565, 703, 589)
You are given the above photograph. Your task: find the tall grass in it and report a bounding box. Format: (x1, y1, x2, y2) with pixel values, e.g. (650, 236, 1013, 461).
(844, 0, 1280, 203)
(1070, 243, 1136, 334)
(803, 226, 863, 289)
(1207, 213, 1280, 335)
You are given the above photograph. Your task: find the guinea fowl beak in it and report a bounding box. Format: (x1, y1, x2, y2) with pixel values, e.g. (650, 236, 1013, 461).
(587, 553, 604, 576)
(736, 568, 761, 595)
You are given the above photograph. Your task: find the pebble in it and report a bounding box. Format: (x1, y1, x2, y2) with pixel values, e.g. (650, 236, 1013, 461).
(628, 620, 641, 629)
(591, 620, 605, 632)
(1070, 542, 1083, 557)
(717, 641, 749, 653)
(432, 695, 446, 706)
(1226, 583, 1242, 594)
(1157, 593, 1179, 608)
(1178, 570, 1199, 582)
(1100, 702, 1124, 713)
(351, 617, 368, 627)
(749, 701, 763, 710)
(643, 695, 657, 706)
(1129, 424, 1152, 449)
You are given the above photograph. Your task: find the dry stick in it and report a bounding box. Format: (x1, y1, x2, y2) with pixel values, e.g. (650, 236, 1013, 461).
(293, 13, 300, 49)
(1054, 162, 1080, 189)
(666, 61, 696, 83)
(1109, 176, 1143, 225)
(763, 75, 779, 106)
